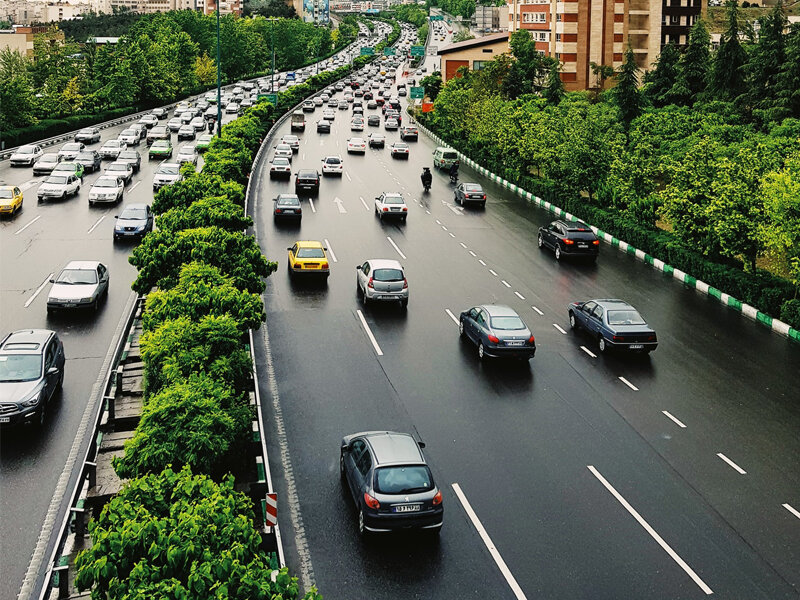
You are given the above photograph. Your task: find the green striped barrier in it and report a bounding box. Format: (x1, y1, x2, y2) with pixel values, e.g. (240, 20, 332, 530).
(412, 120, 799, 343)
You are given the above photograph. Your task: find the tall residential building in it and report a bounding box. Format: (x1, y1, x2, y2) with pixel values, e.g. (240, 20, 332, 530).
(301, 0, 330, 23)
(0, 24, 64, 56)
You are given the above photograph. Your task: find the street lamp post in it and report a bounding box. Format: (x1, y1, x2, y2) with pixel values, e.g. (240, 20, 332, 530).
(216, 1, 222, 137)
(267, 17, 278, 98)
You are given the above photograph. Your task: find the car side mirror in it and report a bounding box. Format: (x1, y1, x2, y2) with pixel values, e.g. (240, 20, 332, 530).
(114, 215, 119, 219)
(46, 366, 60, 376)
(286, 247, 292, 251)
(417, 441, 426, 449)
(49, 278, 55, 283)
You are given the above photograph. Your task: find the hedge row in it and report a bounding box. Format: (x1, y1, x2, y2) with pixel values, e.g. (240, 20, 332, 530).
(74, 44, 399, 598)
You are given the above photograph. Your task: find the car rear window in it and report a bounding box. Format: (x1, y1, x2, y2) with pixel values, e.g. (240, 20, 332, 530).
(464, 184, 482, 191)
(490, 316, 525, 330)
(0, 354, 42, 382)
(443, 151, 458, 159)
(297, 248, 325, 258)
(375, 466, 433, 495)
(373, 268, 404, 282)
(298, 171, 318, 179)
(278, 197, 300, 206)
(383, 195, 403, 204)
(607, 310, 646, 325)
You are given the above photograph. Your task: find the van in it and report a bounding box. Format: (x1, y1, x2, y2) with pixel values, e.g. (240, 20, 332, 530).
(432, 147, 459, 170)
(290, 110, 306, 132)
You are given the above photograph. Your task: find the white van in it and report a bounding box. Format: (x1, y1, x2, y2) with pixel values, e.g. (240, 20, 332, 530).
(432, 147, 459, 170)
(290, 110, 306, 132)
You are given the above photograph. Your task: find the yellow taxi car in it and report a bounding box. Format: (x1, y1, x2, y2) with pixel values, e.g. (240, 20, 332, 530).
(0, 185, 23, 216)
(287, 241, 330, 278)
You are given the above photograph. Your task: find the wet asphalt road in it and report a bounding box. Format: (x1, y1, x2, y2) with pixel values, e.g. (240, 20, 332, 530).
(251, 47, 800, 600)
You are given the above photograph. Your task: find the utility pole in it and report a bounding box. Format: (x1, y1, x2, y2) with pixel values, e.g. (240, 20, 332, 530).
(216, 1, 222, 137)
(267, 17, 278, 97)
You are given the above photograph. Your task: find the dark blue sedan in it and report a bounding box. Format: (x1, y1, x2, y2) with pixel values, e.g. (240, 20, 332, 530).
(459, 305, 536, 361)
(568, 299, 657, 354)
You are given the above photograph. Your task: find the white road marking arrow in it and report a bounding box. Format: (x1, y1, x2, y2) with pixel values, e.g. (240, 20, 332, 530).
(333, 196, 347, 214)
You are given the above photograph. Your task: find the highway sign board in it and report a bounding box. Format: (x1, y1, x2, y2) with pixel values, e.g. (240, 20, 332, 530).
(410, 45, 425, 57)
(360, 46, 375, 56)
(383, 47, 396, 56)
(258, 93, 278, 105)
(410, 86, 424, 99)
(430, 15, 444, 21)
(427, 46, 438, 55)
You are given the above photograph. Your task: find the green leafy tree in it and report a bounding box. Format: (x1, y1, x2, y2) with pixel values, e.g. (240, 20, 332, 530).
(143, 262, 265, 333)
(129, 227, 276, 294)
(0, 48, 37, 130)
(156, 196, 253, 234)
(612, 46, 643, 128)
(643, 42, 680, 107)
(502, 30, 552, 98)
(541, 63, 565, 105)
(152, 171, 244, 214)
(669, 20, 711, 106)
(706, 0, 747, 101)
(773, 23, 800, 120)
(194, 51, 215, 86)
(740, 2, 787, 119)
(761, 151, 800, 287)
(589, 61, 615, 92)
(75, 466, 322, 600)
(420, 71, 443, 100)
(112, 374, 251, 479)
(452, 31, 475, 43)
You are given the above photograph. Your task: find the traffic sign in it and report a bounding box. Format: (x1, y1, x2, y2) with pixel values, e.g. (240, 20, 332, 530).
(258, 93, 278, 105)
(265, 493, 277, 528)
(410, 45, 425, 57)
(360, 46, 375, 56)
(427, 46, 438, 56)
(430, 15, 444, 21)
(410, 86, 424, 99)
(383, 47, 396, 56)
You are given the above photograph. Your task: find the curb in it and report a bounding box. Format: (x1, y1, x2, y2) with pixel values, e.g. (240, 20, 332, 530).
(413, 121, 799, 344)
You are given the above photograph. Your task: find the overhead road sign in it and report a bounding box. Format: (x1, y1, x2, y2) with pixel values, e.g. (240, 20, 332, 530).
(410, 45, 425, 57)
(427, 46, 438, 55)
(258, 93, 278, 105)
(360, 46, 375, 56)
(410, 86, 424, 99)
(383, 47, 396, 56)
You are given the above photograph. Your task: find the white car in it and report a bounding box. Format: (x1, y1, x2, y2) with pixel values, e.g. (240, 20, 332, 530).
(226, 102, 240, 114)
(374, 192, 408, 221)
(10, 144, 44, 167)
(100, 139, 127, 160)
(138, 114, 158, 128)
(88, 175, 124, 206)
(58, 142, 85, 161)
(190, 116, 206, 131)
(322, 108, 336, 121)
(281, 134, 300, 152)
(47, 260, 109, 313)
(321, 155, 344, 176)
(389, 142, 410, 159)
(347, 137, 366, 154)
(118, 128, 140, 146)
(356, 258, 409, 308)
(176, 144, 198, 166)
(313, 96, 324, 106)
(273, 144, 293, 161)
(180, 111, 194, 124)
(167, 117, 183, 132)
(37, 174, 81, 202)
(269, 157, 292, 179)
(350, 118, 364, 131)
(104, 161, 134, 185)
(152, 162, 183, 191)
(178, 124, 196, 141)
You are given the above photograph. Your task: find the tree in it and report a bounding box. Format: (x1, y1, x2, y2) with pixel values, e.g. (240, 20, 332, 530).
(420, 71, 443, 101)
(156, 195, 253, 234)
(152, 171, 244, 214)
(740, 1, 787, 118)
(669, 20, 711, 105)
(761, 151, 800, 286)
(75, 466, 322, 600)
(0, 49, 37, 130)
(452, 31, 475, 43)
(541, 62, 564, 105)
(706, 0, 747, 101)
(772, 22, 800, 120)
(194, 51, 215, 86)
(643, 43, 680, 107)
(612, 46, 643, 128)
(129, 227, 276, 294)
(589, 61, 615, 92)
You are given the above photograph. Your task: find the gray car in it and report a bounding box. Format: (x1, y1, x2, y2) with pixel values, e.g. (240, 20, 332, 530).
(88, 175, 124, 206)
(74, 127, 101, 144)
(340, 431, 443, 537)
(0, 329, 65, 428)
(117, 149, 142, 173)
(32, 153, 62, 175)
(104, 161, 134, 185)
(75, 150, 102, 173)
(459, 304, 536, 361)
(152, 162, 183, 191)
(356, 259, 408, 308)
(47, 260, 109, 313)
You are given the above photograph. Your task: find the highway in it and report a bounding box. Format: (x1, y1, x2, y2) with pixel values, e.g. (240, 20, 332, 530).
(249, 27, 800, 600)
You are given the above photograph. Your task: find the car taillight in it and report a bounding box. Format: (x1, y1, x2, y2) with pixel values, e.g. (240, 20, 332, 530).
(275, 209, 282, 213)
(383, 207, 389, 212)
(593, 239, 600, 245)
(402, 207, 408, 211)
(364, 493, 380, 509)
(321, 262, 329, 269)
(368, 277, 374, 289)
(648, 335, 656, 341)
(402, 278, 408, 289)
(482, 194, 487, 200)
(613, 335, 624, 342)
(432, 490, 443, 506)
(488, 334, 500, 343)
(528, 335, 535, 344)
(564, 239, 575, 245)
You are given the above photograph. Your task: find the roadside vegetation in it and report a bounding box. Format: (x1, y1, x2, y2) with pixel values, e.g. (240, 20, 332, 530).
(416, 1, 800, 329)
(74, 24, 398, 598)
(0, 11, 362, 146)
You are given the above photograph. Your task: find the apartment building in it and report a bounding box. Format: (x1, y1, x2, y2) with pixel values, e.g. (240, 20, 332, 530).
(473, 4, 509, 32)
(0, 24, 64, 57)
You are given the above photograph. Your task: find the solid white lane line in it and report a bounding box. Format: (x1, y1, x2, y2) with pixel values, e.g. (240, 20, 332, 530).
(662, 411, 687, 428)
(449, 232, 455, 238)
(501, 280, 511, 288)
(783, 503, 800, 520)
(619, 376, 639, 391)
(479, 259, 487, 266)
(532, 306, 544, 316)
(15, 215, 41, 235)
(717, 453, 746, 474)
(580, 346, 597, 358)
(387, 236, 407, 259)
(87, 215, 105, 234)
(323, 239, 337, 262)
(345, 171, 352, 181)
(452, 483, 527, 600)
(445, 308, 459, 325)
(309, 198, 316, 213)
(489, 269, 498, 277)
(359, 196, 369, 210)
(587, 466, 714, 595)
(553, 324, 567, 334)
(302, 152, 306, 160)
(469, 250, 476, 257)
(129, 181, 141, 192)
(357, 310, 383, 356)
(25, 273, 54, 308)
(514, 292, 526, 300)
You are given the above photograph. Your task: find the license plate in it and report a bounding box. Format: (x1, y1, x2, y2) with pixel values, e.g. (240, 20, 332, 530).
(0, 417, 10, 424)
(63, 303, 76, 308)
(629, 344, 644, 350)
(394, 504, 421, 513)
(506, 341, 524, 346)
(578, 244, 588, 248)
(378, 295, 398, 300)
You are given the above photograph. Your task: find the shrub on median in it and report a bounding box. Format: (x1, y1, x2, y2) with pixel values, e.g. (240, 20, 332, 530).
(156, 195, 253, 234)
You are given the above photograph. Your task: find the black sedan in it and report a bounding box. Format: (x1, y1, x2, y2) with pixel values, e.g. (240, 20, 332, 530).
(75, 150, 102, 174)
(568, 299, 657, 354)
(316, 120, 331, 133)
(459, 305, 536, 361)
(295, 170, 320, 195)
(454, 183, 487, 208)
(538, 219, 599, 261)
(273, 194, 302, 222)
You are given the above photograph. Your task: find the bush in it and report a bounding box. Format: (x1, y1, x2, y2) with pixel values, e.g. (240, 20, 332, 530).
(781, 299, 800, 329)
(2, 107, 137, 148)
(156, 195, 252, 234)
(75, 466, 321, 600)
(140, 315, 252, 396)
(152, 171, 244, 215)
(113, 374, 251, 480)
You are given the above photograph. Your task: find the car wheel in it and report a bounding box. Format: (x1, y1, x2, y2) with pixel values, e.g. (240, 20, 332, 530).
(555, 245, 562, 261)
(35, 401, 47, 429)
(459, 320, 466, 338)
(92, 298, 99, 312)
(358, 509, 369, 538)
(569, 312, 577, 330)
(598, 336, 607, 354)
(537, 234, 544, 248)
(339, 452, 346, 479)
(400, 299, 408, 309)
(478, 342, 486, 361)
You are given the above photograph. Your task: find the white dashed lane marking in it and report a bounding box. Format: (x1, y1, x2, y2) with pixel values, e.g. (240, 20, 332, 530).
(618, 376, 639, 391)
(662, 411, 687, 428)
(717, 453, 746, 474)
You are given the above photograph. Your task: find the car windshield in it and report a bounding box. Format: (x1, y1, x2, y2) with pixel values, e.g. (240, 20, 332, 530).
(158, 165, 180, 175)
(373, 268, 403, 282)
(94, 179, 118, 188)
(56, 269, 98, 284)
(108, 164, 126, 171)
(273, 158, 289, 166)
(40, 155, 58, 163)
(45, 176, 68, 185)
(491, 316, 526, 330)
(464, 184, 482, 191)
(120, 207, 147, 219)
(121, 129, 135, 136)
(278, 197, 300, 207)
(0, 189, 13, 198)
(383, 195, 403, 204)
(19, 145, 37, 153)
(0, 354, 42, 382)
(62, 144, 81, 151)
(105, 141, 120, 147)
(180, 146, 195, 154)
(325, 158, 340, 165)
(375, 466, 433, 495)
(607, 310, 646, 325)
(153, 142, 168, 148)
(297, 248, 325, 258)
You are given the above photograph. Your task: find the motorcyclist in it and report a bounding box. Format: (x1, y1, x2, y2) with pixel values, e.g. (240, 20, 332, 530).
(449, 162, 459, 183)
(421, 167, 432, 191)
(207, 118, 216, 134)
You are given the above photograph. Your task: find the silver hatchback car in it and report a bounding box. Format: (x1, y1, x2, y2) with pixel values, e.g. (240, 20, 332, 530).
(356, 259, 408, 308)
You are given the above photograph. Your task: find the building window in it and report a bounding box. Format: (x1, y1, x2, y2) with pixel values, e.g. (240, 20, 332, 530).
(556, 33, 561, 41)
(556, 13, 561, 21)
(670, 14, 679, 24)
(472, 60, 489, 70)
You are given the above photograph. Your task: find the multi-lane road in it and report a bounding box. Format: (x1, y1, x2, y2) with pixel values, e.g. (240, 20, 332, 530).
(250, 33, 800, 600)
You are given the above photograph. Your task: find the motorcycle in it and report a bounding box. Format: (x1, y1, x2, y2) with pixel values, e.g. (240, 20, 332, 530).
(421, 173, 432, 192)
(449, 171, 458, 184)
